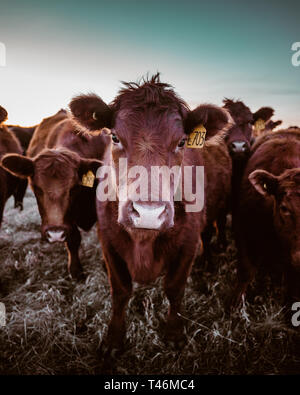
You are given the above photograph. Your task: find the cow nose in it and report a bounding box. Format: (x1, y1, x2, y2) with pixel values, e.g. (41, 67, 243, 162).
(230, 141, 249, 154)
(45, 229, 66, 243)
(130, 202, 168, 230)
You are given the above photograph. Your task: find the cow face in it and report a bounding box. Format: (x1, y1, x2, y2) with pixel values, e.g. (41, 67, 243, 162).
(110, 107, 185, 232)
(223, 99, 253, 161)
(223, 100, 274, 162)
(2, 150, 102, 243)
(249, 168, 300, 270)
(70, 75, 231, 233)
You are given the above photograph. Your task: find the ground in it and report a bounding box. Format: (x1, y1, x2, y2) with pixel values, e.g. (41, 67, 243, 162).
(0, 189, 299, 375)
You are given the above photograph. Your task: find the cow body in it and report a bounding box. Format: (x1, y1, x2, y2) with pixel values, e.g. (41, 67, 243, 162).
(7, 125, 37, 154)
(70, 74, 232, 354)
(6, 124, 38, 210)
(2, 110, 107, 279)
(0, 106, 27, 225)
(223, 100, 275, 229)
(231, 128, 300, 308)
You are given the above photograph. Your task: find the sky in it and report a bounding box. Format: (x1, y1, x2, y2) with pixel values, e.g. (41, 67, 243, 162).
(0, 0, 299, 127)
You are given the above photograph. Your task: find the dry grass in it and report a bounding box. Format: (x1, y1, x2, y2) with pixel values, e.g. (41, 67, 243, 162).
(0, 190, 299, 375)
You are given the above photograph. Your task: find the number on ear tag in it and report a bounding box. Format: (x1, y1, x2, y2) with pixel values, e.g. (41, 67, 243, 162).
(186, 124, 206, 148)
(82, 170, 95, 188)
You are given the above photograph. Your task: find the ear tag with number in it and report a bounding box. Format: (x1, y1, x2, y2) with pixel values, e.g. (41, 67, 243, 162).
(186, 124, 206, 148)
(82, 170, 95, 188)
(254, 118, 266, 133)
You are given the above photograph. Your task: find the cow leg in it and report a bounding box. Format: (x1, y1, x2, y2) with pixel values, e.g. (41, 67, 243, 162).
(0, 200, 4, 228)
(229, 250, 257, 311)
(101, 246, 132, 357)
(163, 252, 195, 347)
(199, 225, 214, 270)
(13, 179, 28, 211)
(216, 212, 227, 250)
(65, 226, 84, 280)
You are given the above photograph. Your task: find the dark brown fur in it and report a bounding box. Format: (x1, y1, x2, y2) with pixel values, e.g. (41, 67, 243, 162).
(70, 74, 232, 355)
(2, 110, 108, 280)
(231, 129, 300, 310)
(7, 125, 37, 154)
(0, 105, 25, 225)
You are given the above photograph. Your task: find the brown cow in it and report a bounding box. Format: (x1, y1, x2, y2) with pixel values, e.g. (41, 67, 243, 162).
(0, 105, 25, 225)
(223, 100, 275, 221)
(230, 128, 300, 311)
(7, 124, 37, 154)
(2, 109, 107, 279)
(6, 124, 38, 210)
(70, 74, 232, 355)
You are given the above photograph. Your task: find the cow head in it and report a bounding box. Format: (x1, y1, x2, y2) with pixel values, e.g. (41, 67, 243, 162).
(70, 74, 231, 234)
(2, 149, 102, 242)
(223, 99, 274, 162)
(0, 106, 8, 124)
(249, 168, 300, 270)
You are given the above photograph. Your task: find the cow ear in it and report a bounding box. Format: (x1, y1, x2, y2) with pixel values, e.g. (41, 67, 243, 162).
(78, 158, 103, 179)
(249, 169, 278, 197)
(69, 94, 113, 133)
(0, 106, 8, 124)
(1, 154, 34, 178)
(253, 107, 274, 123)
(185, 104, 232, 139)
(273, 120, 282, 129)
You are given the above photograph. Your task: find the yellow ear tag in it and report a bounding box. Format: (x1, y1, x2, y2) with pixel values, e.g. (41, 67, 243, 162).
(82, 170, 95, 188)
(254, 118, 266, 133)
(186, 124, 206, 148)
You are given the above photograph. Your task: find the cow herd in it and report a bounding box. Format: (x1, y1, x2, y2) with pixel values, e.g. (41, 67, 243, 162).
(0, 73, 299, 358)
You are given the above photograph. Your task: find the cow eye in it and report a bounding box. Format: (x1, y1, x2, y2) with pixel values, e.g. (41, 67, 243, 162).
(280, 204, 290, 215)
(177, 138, 186, 148)
(111, 133, 120, 144)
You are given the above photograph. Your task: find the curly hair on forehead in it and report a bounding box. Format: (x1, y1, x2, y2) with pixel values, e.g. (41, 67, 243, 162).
(222, 98, 253, 123)
(34, 149, 80, 178)
(112, 72, 189, 116)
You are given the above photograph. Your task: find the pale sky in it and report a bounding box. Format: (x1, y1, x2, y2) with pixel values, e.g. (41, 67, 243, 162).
(0, 0, 299, 127)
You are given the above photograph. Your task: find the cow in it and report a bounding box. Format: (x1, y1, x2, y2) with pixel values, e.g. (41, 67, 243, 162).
(5, 124, 38, 210)
(222, 100, 275, 223)
(69, 74, 232, 356)
(7, 124, 37, 154)
(1, 109, 107, 280)
(0, 105, 26, 225)
(230, 128, 300, 313)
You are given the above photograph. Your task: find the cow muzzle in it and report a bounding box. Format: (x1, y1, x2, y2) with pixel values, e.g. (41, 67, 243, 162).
(44, 226, 67, 243)
(119, 201, 174, 231)
(229, 141, 250, 156)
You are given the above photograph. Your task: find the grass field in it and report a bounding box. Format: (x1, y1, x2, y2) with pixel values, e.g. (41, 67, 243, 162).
(0, 189, 299, 375)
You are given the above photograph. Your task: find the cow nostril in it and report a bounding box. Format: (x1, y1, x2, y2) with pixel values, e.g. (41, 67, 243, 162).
(131, 203, 140, 217)
(241, 142, 248, 151)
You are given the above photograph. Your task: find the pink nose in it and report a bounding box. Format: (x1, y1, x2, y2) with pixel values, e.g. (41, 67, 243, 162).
(45, 228, 66, 243)
(125, 201, 174, 230)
